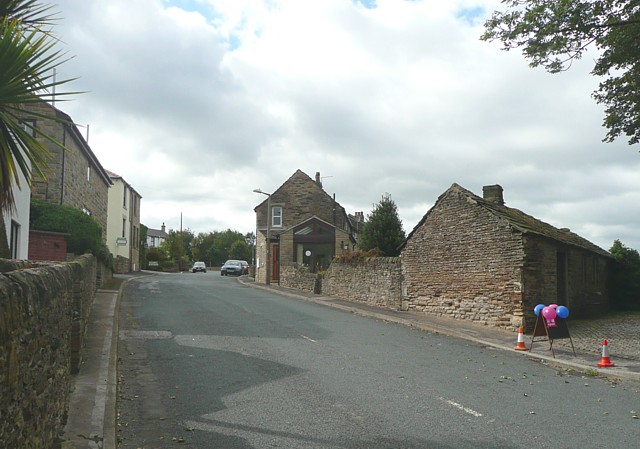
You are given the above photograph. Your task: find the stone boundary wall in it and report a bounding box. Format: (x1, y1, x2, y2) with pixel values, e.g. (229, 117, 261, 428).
(0, 255, 98, 449)
(114, 254, 129, 274)
(280, 263, 320, 294)
(323, 257, 402, 310)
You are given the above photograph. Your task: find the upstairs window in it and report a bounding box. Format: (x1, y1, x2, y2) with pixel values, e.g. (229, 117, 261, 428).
(20, 119, 36, 137)
(272, 206, 282, 227)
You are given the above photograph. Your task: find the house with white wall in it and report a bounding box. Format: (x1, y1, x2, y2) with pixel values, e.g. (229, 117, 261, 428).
(2, 165, 31, 259)
(106, 170, 142, 273)
(147, 223, 168, 248)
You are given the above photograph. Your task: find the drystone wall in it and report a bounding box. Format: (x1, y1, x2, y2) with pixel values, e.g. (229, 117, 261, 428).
(0, 255, 98, 449)
(280, 263, 320, 293)
(323, 257, 402, 310)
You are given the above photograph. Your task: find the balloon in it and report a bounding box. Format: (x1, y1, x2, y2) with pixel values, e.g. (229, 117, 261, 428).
(549, 304, 559, 309)
(556, 306, 569, 319)
(534, 304, 545, 316)
(542, 306, 557, 320)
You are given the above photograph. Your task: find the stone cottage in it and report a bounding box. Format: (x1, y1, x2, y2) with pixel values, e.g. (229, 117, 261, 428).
(254, 170, 358, 285)
(18, 101, 112, 235)
(400, 183, 611, 330)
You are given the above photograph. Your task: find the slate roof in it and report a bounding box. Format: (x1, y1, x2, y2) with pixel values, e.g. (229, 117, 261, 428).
(403, 183, 611, 257)
(147, 227, 168, 239)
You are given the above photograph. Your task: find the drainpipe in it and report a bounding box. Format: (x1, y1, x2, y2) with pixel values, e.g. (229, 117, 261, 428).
(60, 125, 67, 205)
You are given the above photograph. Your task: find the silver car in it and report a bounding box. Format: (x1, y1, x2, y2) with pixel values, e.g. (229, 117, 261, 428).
(192, 261, 206, 273)
(220, 260, 243, 276)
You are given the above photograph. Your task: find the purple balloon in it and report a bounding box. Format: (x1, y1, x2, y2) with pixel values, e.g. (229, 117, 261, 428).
(534, 304, 545, 316)
(556, 306, 569, 319)
(542, 306, 557, 320)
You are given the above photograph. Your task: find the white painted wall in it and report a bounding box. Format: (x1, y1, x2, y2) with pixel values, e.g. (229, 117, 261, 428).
(2, 163, 31, 259)
(106, 176, 130, 259)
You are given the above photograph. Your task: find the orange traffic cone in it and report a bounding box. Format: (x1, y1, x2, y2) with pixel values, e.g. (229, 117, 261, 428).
(514, 327, 528, 351)
(597, 339, 615, 367)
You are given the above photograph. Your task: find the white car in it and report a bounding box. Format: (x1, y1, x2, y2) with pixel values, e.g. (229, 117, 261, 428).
(192, 261, 206, 273)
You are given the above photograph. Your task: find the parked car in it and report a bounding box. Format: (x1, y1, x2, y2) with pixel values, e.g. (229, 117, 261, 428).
(192, 261, 206, 273)
(220, 260, 243, 276)
(240, 260, 249, 274)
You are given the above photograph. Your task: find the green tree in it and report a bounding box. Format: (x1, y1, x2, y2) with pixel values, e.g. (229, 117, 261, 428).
(1, 1, 77, 256)
(609, 239, 640, 310)
(191, 232, 216, 265)
(229, 239, 251, 261)
(358, 193, 405, 257)
(161, 228, 194, 270)
(481, 0, 640, 145)
(191, 230, 255, 266)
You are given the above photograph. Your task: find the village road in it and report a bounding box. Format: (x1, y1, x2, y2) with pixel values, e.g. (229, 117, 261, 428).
(116, 273, 640, 448)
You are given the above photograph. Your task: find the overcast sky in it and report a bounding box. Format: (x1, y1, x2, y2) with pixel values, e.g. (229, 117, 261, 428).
(50, 0, 639, 251)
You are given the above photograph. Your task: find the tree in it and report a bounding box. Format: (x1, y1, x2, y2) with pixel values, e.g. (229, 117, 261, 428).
(1, 1, 77, 257)
(481, 0, 640, 145)
(161, 229, 194, 270)
(609, 239, 640, 310)
(229, 239, 251, 261)
(358, 193, 405, 257)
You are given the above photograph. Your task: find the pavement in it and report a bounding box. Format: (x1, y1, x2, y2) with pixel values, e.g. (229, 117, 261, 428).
(60, 272, 640, 449)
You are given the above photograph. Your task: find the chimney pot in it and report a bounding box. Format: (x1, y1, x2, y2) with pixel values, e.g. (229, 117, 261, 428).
(482, 185, 504, 205)
(315, 171, 322, 188)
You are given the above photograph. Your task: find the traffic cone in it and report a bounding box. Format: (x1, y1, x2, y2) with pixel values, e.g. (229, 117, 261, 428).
(597, 339, 615, 367)
(514, 327, 528, 351)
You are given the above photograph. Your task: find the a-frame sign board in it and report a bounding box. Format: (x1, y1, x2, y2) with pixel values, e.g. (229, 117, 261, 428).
(529, 314, 576, 358)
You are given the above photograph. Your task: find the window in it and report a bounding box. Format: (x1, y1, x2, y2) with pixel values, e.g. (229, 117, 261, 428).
(272, 206, 282, 227)
(122, 218, 127, 238)
(133, 226, 139, 248)
(10, 221, 20, 259)
(123, 187, 127, 208)
(19, 119, 36, 137)
(87, 166, 91, 182)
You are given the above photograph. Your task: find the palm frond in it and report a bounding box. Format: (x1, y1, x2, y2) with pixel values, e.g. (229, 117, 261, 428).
(0, 1, 80, 213)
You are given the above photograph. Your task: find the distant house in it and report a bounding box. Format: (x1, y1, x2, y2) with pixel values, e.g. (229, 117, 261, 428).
(146, 223, 169, 248)
(18, 101, 112, 237)
(106, 170, 142, 273)
(253, 170, 358, 284)
(400, 183, 611, 330)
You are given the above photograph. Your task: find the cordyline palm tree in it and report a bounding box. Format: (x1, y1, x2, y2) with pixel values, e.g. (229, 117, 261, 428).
(0, 0, 77, 257)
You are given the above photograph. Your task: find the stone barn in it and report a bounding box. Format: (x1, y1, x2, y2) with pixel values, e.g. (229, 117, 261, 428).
(400, 183, 611, 331)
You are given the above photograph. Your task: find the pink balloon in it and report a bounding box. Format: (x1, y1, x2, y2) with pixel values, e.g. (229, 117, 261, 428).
(542, 306, 557, 320)
(549, 304, 559, 309)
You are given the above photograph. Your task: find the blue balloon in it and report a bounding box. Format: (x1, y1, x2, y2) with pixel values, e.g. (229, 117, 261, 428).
(556, 306, 569, 319)
(534, 304, 545, 316)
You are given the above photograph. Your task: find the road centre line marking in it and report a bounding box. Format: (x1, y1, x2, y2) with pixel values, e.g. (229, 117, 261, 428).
(439, 397, 483, 417)
(300, 334, 317, 343)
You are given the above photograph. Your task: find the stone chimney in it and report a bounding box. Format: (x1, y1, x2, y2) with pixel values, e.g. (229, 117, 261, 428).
(355, 211, 364, 222)
(161, 222, 166, 233)
(315, 171, 322, 188)
(482, 185, 504, 205)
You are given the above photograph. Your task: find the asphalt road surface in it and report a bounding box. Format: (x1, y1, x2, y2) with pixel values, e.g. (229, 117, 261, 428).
(116, 272, 640, 448)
